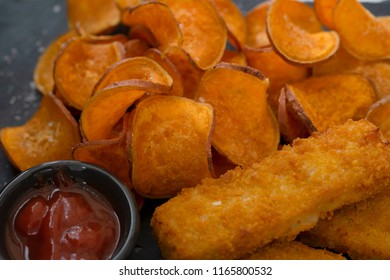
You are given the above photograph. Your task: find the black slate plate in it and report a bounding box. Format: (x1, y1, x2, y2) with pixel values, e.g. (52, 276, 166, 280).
(0, 0, 389, 260)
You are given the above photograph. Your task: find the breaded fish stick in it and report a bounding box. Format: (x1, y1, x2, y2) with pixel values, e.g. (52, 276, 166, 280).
(299, 190, 390, 259)
(151, 120, 390, 259)
(247, 240, 345, 260)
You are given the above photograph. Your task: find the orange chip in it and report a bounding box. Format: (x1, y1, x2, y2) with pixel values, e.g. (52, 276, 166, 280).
(161, 0, 227, 70)
(81, 80, 172, 141)
(279, 74, 377, 141)
(80, 33, 129, 44)
(211, 0, 247, 50)
(220, 49, 247, 66)
(34, 31, 77, 95)
(74, 113, 132, 186)
(244, 46, 309, 113)
(93, 56, 173, 94)
(333, 0, 390, 61)
(128, 25, 159, 47)
(122, 2, 182, 49)
(131, 95, 215, 198)
(312, 46, 364, 76)
(277, 88, 314, 144)
(194, 62, 279, 167)
(211, 147, 237, 178)
(245, 1, 271, 49)
(144, 48, 184, 97)
(351, 62, 390, 100)
(365, 96, 390, 140)
(115, 0, 141, 10)
(313, 0, 338, 30)
(53, 38, 124, 110)
(267, 0, 339, 64)
(67, 0, 121, 35)
(163, 46, 204, 99)
(0, 94, 81, 171)
(123, 39, 150, 58)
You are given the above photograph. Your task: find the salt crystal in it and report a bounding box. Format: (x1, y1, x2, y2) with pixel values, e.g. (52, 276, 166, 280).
(53, 5, 62, 14)
(9, 96, 17, 105)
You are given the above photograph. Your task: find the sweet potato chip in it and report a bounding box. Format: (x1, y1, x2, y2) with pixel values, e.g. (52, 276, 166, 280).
(131, 95, 215, 198)
(163, 46, 204, 99)
(145, 48, 184, 96)
(93, 56, 173, 94)
(116, 0, 141, 10)
(220, 49, 247, 65)
(128, 25, 159, 47)
(277, 88, 314, 144)
(211, 0, 247, 50)
(34, 31, 77, 95)
(312, 46, 364, 76)
(245, 1, 271, 49)
(365, 96, 390, 140)
(211, 147, 237, 178)
(81, 80, 172, 141)
(315, 54, 390, 100)
(280, 74, 377, 141)
(124, 39, 150, 58)
(266, 0, 339, 64)
(0, 94, 81, 171)
(161, 0, 227, 70)
(333, 0, 390, 61)
(74, 113, 132, 184)
(313, 0, 337, 30)
(352, 62, 390, 100)
(244, 46, 309, 113)
(194, 62, 279, 167)
(67, 0, 121, 35)
(122, 2, 182, 49)
(53, 38, 124, 110)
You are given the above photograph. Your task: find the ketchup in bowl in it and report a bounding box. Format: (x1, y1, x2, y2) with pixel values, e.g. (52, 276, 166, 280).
(5, 170, 120, 260)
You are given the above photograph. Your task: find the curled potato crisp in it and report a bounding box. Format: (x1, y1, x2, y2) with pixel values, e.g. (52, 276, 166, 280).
(123, 39, 150, 58)
(0, 94, 81, 171)
(267, 0, 339, 64)
(195, 62, 279, 167)
(244, 46, 309, 113)
(211, 0, 247, 50)
(81, 80, 172, 141)
(220, 49, 247, 66)
(245, 1, 271, 49)
(122, 2, 182, 49)
(53, 38, 124, 110)
(161, 0, 227, 70)
(93, 56, 173, 94)
(279, 74, 377, 142)
(365, 96, 390, 140)
(313, 0, 337, 30)
(145, 48, 184, 97)
(334, 0, 390, 61)
(67, 0, 121, 35)
(131, 95, 215, 198)
(34, 31, 77, 95)
(163, 46, 204, 99)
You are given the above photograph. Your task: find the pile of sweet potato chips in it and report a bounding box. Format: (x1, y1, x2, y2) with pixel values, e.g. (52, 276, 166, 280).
(1, 0, 389, 201)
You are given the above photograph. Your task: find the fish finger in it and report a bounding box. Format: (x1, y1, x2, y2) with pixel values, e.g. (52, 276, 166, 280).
(151, 120, 390, 259)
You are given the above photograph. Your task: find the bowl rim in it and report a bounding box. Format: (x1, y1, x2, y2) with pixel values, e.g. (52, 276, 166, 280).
(0, 160, 140, 260)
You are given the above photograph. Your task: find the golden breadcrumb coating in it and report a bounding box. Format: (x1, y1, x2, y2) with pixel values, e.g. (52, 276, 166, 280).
(247, 240, 345, 260)
(151, 120, 390, 259)
(299, 190, 390, 260)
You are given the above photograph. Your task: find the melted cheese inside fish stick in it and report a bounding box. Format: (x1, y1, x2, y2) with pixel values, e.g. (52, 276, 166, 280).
(151, 120, 390, 259)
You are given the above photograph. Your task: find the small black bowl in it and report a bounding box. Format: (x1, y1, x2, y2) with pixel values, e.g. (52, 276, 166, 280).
(0, 160, 140, 260)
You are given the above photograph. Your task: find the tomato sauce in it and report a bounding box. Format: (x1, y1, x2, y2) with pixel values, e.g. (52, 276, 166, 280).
(5, 171, 120, 260)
